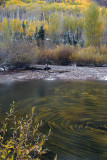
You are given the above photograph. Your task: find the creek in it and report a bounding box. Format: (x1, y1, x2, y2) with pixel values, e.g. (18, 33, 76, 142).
(0, 80, 107, 160)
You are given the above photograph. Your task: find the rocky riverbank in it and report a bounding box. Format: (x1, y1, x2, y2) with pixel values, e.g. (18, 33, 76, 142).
(0, 65, 107, 83)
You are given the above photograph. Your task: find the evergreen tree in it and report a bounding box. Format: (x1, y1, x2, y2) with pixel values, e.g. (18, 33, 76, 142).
(34, 26, 45, 47)
(68, 32, 72, 45)
(34, 27, 39, 46)
(14, 31, 20, 41)
(38, 26, 45, 40)
(22, 21, 26, 36)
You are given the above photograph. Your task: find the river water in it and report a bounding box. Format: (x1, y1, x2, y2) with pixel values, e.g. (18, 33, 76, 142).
(0, 80, 107, 160)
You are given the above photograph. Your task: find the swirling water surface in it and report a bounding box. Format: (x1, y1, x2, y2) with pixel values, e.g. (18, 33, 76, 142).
(0, 80, 107, 160)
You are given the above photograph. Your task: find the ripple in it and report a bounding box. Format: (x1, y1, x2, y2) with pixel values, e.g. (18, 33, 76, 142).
(0, 80, 107, 160)
(44, 77, 56, 80)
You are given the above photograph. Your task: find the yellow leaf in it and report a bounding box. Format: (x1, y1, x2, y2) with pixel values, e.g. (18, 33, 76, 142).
(54, 154, 57, 160)
(32, 107, 35, 114)
(22, 149, 29, 155)
(39, 139, 44, 148)
(29, 145, 39, 152)
(17, 148, 21, 156)
(49, 128, 51, 135)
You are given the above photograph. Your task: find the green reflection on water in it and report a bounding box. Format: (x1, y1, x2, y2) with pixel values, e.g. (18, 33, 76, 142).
(0, 80, 107, 160)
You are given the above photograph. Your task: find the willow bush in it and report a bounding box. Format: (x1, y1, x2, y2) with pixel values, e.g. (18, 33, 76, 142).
(0, 102, 52, 160)
(75, 45, 107, 66)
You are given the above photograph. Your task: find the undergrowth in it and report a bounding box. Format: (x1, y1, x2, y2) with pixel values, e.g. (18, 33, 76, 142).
(0, 102, 54, 160)
(0, 42, 107, 68)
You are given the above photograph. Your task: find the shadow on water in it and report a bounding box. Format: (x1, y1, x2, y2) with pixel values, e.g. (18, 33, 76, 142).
(0, 80, 107, 160)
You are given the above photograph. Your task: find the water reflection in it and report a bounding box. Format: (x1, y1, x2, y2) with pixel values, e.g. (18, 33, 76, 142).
(0, 80, 107, 160)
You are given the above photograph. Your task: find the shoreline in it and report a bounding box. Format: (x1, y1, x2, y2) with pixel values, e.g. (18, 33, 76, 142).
(0, 65, 107, 83)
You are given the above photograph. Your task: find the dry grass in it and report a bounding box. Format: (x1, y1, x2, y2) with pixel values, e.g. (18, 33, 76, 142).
(75, 45, 107, 66)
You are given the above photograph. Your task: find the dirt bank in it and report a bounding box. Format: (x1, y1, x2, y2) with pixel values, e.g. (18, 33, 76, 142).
(0, 65, 107, 82)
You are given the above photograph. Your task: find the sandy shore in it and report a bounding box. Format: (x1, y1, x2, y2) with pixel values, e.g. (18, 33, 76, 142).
(0, 65, 107, 82)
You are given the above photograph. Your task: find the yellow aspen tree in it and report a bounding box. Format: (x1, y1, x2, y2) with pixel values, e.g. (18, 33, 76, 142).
(2, 18, 8, 32)
(84, 3, 104, 47)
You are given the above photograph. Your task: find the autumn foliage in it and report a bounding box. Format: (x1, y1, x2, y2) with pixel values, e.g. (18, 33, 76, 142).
(0, 0, 107, 67)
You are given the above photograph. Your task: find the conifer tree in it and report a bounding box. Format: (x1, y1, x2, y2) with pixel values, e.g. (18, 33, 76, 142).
(34, 27, 39, 46)
(22, 21, 26, 36)
(34, 26, 45, 47)
(38, 26, 45, 40)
